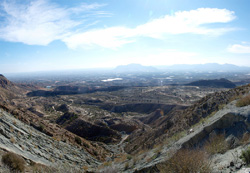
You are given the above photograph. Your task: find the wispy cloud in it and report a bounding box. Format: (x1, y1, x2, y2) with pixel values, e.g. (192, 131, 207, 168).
(227, 43, 250, 53)
(63, 27, 135, 49)
(0, 0, 106, 45)
(64, 8, 236, 49)
(0, 2, 236, 49)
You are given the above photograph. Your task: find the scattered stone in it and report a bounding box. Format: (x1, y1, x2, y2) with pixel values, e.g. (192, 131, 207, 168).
(235, 163, 242, 170)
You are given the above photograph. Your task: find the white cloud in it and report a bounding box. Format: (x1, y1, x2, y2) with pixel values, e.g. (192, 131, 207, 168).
(0, 1, 236, 49)
(227, 43, 250, 53)
(63, 27, 135, 49)
(64, 8, 236, 49)
(0, 0, 106, 45)
(135, 8, 235, 38)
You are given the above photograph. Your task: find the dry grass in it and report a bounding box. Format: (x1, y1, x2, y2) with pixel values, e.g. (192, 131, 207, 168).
(1, 152, 26, 172)
(10, 126, 14, 133)
(30, 163, 56, 173)
(113, 154, 127, 163)
(160, 149, 211, 173)
(10, 136, 16, 143)
(236, 94, 250, 107)
(204, 133, 228, 155)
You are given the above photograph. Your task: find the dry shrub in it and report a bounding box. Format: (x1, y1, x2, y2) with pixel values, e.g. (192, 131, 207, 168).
(1, 152, 25, 172)
(124, 162, 129, 170)
(204, 133, 228, 155)
(10, 136, 16, 143)
(161, 149, 211, 173)
(31, 163, 56, 173)
(241, 147, 250, 165)
(241, 132, 250, 146)
(236, 94, 250, 107)
(74, 136, 82, 145)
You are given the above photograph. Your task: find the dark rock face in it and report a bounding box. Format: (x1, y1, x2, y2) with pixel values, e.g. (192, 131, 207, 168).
(56, 104, 69, 113)
(139, 109, 164, 125)
(95, 117, 144, 134)
(56, 112, 78, 125)
(65, 118, 121, 143)
(186, 78, 236, 88)
(109, 124, 137, 134)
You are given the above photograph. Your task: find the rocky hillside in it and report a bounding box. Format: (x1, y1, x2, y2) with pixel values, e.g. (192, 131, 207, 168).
(0, 74, 24, 103)
(1, 74, 250, 172)
(0, 75, 111, 161)
(133, 99, 250, 173)
(0, 75, 14, 89)
(0, 108, 100, 172)
(124, 84, 250, 154)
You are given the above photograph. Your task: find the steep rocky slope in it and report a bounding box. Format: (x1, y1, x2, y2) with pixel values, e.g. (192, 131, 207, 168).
(132, 99, 250, 173)
(0, 75, 111, 160)
(0, 108, 100, 172)
(0, 75, 14, 89)
(0, 75, 24, 104)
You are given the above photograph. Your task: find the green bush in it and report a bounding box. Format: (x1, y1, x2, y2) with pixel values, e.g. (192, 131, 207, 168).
(74, 136, 82, 145)
(127, 155, 132, 160)
(1, 152, 25, 172)
(241, 147, 250, 165)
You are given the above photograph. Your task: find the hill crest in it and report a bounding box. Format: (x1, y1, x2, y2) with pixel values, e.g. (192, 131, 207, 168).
(186, 78, 236, 88)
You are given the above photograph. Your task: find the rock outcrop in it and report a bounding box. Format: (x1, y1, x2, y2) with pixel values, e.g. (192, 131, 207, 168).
(0, 109, 100, 171)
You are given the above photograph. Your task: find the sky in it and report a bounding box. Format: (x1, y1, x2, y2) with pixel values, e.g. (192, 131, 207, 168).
(0, 0, 250, 73)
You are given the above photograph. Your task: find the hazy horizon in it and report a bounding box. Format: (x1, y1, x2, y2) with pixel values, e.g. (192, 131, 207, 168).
(1, 0, 250, 73)
(2, 62, 250, 76)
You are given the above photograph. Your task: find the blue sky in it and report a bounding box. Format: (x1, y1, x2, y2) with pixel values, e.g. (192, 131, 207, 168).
(0, 0, 250, 73)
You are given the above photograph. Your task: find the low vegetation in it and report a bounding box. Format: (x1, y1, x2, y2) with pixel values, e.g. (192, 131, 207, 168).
(1, 152, 25, 172)
(161, 149, 211, 173)
(204, 133, 228, 155)
(236, 94, 250, 107)
(241, 147, 250, 165)
(74, 136, 82, 145)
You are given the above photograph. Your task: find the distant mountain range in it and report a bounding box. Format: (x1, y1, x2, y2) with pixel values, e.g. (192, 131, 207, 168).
(113, 63, 250, 73)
